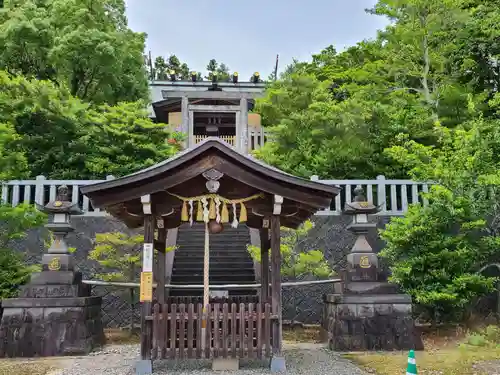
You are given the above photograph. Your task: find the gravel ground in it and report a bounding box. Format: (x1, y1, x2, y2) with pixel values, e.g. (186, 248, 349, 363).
(54, 343, 367, 375)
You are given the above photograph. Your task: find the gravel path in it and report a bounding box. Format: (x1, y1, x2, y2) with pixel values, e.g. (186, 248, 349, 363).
(55, 343, 367, 375)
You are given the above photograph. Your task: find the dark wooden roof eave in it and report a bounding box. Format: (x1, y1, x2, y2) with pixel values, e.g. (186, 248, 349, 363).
(81, 138, 339, 201)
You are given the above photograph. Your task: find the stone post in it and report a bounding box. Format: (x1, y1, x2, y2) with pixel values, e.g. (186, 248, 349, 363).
(322, 186, 422, 351)
(239, 98, 248, 153)
(181, 96, 189, 148)
(0, 186, 105, 357)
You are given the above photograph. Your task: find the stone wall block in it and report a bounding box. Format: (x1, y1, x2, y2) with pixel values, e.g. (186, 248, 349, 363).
(374, 303, 393, 315)
(23, 308, 44, 324)
(349, 319, 364, 336)
(357, 304, 375, 317)
(392, 303, 412, 314)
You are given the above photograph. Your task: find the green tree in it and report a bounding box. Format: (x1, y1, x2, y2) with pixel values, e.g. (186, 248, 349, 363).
(89, 232, 144, 333)
(369, 0, 478, 125)
(89, 232, 176, 332)
(0, 71, 182, 179)
(206, 58, 218, 80)
(84, 101, 183, 177)
(205, 58, 231, 81)
(247, 220, 333, 279)
(0, 122, 27, 181)
(0, 203, 46, 299)
(247, 219, 333, 323)
(216, 63, 230, 82)
(380, 116, 500, 322)
(0, 0, 149, 105)
(0, 92, 47, 299)
(255, 0, 500, 179)
(153, 56, 169, 80)
(254, 73, 374, 179)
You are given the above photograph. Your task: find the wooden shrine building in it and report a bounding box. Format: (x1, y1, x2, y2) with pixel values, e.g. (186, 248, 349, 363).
(81, 138, 338, 373)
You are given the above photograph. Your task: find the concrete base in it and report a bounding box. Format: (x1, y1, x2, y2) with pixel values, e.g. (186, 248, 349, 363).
(135, 360, 153, 375)
(270, 356, 286, 373)
(212, 358, 239, 371)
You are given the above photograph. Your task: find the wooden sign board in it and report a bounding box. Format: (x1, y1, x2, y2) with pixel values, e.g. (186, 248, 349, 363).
(140, 271, 153, 302)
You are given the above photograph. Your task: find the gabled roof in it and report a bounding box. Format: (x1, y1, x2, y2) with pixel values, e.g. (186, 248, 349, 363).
(81, 138, 339, 228)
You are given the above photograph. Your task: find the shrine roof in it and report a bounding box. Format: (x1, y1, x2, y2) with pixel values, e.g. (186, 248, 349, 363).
(80, 137, 339, 228)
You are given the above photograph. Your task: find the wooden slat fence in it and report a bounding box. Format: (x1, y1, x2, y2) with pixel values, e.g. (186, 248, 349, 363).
(151, 302, 273, 360)
(1, 174, 434, 216)
(165, 295, 260, 305)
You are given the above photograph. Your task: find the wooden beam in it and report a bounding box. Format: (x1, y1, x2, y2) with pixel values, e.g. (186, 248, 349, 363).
(246, 214, 301, 230)
(158, 90, 264, 100)
(260, 228, 270, 304)
(270, 214, 282, 356)
(188, 104, 241, 112)
(156, 225, 167, 304)
(140, 214, 154, 362)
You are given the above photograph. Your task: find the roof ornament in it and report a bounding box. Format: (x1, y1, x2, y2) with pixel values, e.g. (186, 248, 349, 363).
(203, 168, 224, 193)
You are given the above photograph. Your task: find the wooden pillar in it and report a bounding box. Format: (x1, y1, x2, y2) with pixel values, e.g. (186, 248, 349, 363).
(260, 228, 270, 303)
(164, 228, 178, 296)
(156, 223, 167, 304)
(140, 213, 155, 362)
(270, 215, 282, 356)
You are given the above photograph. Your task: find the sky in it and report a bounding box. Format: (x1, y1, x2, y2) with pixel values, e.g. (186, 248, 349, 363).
(124, 0, 389, 79)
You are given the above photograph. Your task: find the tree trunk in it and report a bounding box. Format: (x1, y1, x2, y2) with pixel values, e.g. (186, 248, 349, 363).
(420, 22, 439, 122)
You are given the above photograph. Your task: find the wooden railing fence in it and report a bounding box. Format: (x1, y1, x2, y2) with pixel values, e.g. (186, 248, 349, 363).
(151, 302, 273, 360)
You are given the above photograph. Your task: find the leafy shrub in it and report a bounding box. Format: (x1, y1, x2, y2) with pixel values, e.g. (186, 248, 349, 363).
(0, 203, 46, 299)
(247, 220, 334, 278)
(381, 119, 500, 323)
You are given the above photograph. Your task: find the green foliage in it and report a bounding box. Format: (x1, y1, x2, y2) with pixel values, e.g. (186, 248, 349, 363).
(87, 230, 179, 334)
(254, 74, 373, 179)
(205, 59, 231, 82)
(0, 122, 27, 181)
(247, 220, 334, 279)
(85, 101, 183, 177)
(465, 325, 500, 347)
(0, 71, 182, 179)
(0, 0, 149, 105)
(256, 0, 500, 179)
(153, 55, 194, 81)
(0, 203, 46, 298)
(0, 248, 37, 299)
(88, 232, 144, 282)
(88, 231, 177, 281)
(380, 118, 500, 322)
(0, 203, 46, 246)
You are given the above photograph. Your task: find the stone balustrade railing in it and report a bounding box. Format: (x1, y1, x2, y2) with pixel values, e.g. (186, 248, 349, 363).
(1, 175, 431, 216)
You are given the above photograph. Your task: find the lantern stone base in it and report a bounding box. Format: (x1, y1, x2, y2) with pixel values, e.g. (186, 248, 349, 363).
(0, 269, 104, 358)
(323, 287, 423, 351)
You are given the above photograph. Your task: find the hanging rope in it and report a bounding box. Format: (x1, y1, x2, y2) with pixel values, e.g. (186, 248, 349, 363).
(168, 192, 263, 227)
(201, 221, 210, 350)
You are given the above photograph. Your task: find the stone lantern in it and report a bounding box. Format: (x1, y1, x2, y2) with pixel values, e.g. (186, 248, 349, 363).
(321, 185, 422, 352)
(343, 185, 381, 285)
(0, 185, 104, 358)
(36, 185, 83, 276)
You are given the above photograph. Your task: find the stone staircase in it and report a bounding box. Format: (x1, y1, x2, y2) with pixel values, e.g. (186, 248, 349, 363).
(170, 223, 256, 297)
